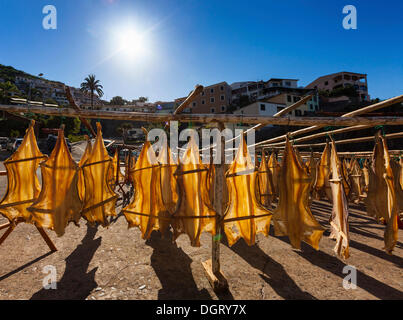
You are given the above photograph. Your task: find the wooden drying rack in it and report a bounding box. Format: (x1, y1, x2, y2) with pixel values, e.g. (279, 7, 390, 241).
(0, 86, 402, 293)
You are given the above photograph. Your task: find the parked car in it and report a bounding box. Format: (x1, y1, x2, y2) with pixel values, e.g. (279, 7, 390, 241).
(11, 138, 23, 152)
(0, 137, 9, 150)
(46, 134, 72, 154)
(6, 138, 16, 151)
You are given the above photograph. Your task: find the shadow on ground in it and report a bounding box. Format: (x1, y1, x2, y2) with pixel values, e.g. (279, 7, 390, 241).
(145, 231, 212, 300)
(30, 223, 100, 300)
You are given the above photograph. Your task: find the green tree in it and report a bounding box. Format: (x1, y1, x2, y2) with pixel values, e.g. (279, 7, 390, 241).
(0, 81, 20, 103)
(80, 74, 104, 108)
(109, 96, 127, 105)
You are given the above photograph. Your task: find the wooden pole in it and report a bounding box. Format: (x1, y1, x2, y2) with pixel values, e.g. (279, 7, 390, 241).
(202, 121, 228, 292)
(0, 105, 402, 126)
(251, 93, 403, 147)
(64, 86, 97, 137)
(173, 85, 204, 115)
(293, 131, 403, 148)
(262, 124, 372, 147)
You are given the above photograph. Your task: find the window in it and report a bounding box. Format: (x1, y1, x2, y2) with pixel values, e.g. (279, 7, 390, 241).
(315, 105, 319, 111)
(210, 88, 214, 94)
(220, 85, 224, 91)
(201, 91, 205, 96)
(285, 81, 291, 87)
(221, 106, 225, 111)
(260, 104, 266, 111)
(287, 95, 292, 102)
(309, 104, 313, 110)
(211, 108, 215, 113)
(201, 99, 205, 105)
(324, 81, 329, 85)
(295, 110, 302, 116)
(277, 106, 284, 112)
(293, 96, 300, 103)
(220, 95, 225, 101)
(192, 102, 196, 107)
(210, 97, 215, 103)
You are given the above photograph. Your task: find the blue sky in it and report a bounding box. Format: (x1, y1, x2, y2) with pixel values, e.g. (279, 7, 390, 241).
(0, 0, 402, 102)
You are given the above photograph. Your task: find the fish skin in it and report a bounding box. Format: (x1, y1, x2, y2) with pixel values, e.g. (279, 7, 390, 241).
(273, 137, 325, 250)
(123, 136, 171, 239)
(224, 136, 272, 247)
(256, 152, 274, 208)
(81, 122, 118, 226)
(0, 120, 47, 223)
(328, 140, 350, 259)
(29, 129, 83, 237)
(171, 136, 216, 247)
(315, 142, 332, 202)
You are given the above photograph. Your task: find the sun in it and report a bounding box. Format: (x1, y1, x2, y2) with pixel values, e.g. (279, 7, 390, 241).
(113, 24, 150, 61)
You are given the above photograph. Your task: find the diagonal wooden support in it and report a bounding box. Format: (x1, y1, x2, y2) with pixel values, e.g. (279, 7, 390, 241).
(0, 220, 57, 252)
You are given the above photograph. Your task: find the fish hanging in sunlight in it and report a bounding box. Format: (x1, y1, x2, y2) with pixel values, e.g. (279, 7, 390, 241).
(81, 122, 118, 226)
(223, 135, 272, 246)
(77, 136, 92, 202)
(123, 129, 171, 238)
(256, 152, 275, 208)
(273, 136, 324, 250)
(171, 136, 216, 247)
(0, 120, 47, 222)
(315, 141, 332, 201)
(365, 135, 398, 254)
(29, 129, 83, 237)
(328, 139, 350, 259)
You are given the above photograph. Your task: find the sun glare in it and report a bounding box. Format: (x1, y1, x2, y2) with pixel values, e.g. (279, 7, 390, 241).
(112, 24, 150, 61)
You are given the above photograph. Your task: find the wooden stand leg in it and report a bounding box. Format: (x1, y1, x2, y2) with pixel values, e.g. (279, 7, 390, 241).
(0, 224, 16, 246)
(202, 122, 229, 293)
(36, 226, 57, 252)
(0, 222, 11, 231)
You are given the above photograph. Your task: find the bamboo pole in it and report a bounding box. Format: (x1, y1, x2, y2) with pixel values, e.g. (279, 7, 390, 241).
(262, 124, 372, 147)
(64, 86, 97, 137)
(0, 105, 402, 126)
(221, 94, 313, 146)
(250, 93, 403, 147)
(294, 131, 403, 148)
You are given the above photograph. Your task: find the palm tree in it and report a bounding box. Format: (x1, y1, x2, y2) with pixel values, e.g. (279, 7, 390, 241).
(80, 74, 104, 109)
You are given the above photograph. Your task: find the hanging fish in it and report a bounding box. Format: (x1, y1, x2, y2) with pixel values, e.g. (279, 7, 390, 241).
(0, 120, 47, 223)
(77, 136, 92, 202)
(256, 152, 274, 208)
(315, 142, 332, 201)
(328, 139, 350, 259)
(171, 136, 216, 247)
(81, 122, 118, 226)
(365, 135, 398, 254)
(157, 143, 179, 216)
(273, 136, 325, 250)
(28, 129, 83, 237)
(123, 129, 171, 238)
(223, 135, 272, 246)
(107, 148, 124, 189)
(348, 158, 364, 203)
(267, 152, 280, 198)
(391, 159, 403, 212)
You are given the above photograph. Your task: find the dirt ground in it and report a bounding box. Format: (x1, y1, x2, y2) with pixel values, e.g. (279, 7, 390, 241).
(0, 142, 402, 300)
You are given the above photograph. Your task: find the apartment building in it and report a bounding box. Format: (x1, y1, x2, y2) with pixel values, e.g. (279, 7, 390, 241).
(175, 82, 232, 114)
(305, 71, 370, 102)
(264, 91, 319, 116)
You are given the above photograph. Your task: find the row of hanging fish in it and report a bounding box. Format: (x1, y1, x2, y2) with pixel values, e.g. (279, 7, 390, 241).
(0, 121, 118, 236)
(0, 121, 401, 258)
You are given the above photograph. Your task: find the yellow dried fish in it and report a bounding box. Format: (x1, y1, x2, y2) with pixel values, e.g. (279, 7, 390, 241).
(365, 136, 398, 254)
(257, 153, 274, 208)
(315, 142, 332, 201)
(123, 132, 171, 239)
(267, 152, 280, 198)
(29, 129, 83, 237)
(157, 143, 179, 215)
(273, 137, 324, 250)
(224, 136, 272, 246)
(78, 136, 92, 202)
(0, 120, 47, 222)
(81, 122, 118, 226)
(328, 140, 350, 259)
(171, 136, 216, 247)
(107, 148, 124, 188)
(348, 158, 363, 203)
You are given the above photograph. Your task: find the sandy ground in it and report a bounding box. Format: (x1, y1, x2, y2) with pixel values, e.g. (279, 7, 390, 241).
(0, 142, 402, 300)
